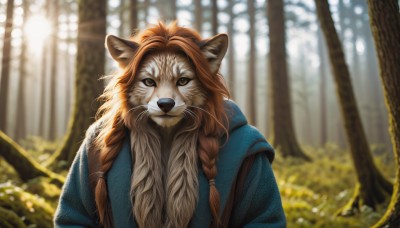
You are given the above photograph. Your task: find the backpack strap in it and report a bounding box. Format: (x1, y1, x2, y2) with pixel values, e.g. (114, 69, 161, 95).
(220, 152, 260, 228)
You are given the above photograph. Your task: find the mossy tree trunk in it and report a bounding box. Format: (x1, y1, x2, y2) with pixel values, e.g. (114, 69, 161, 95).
(0, 131, 64, 187)
(366, 1, 400, 227)
(267, 0, 310, 160)
(0, 0, 14, 133)
(315, 0, 392, 214)
(46, 0, 107, 168)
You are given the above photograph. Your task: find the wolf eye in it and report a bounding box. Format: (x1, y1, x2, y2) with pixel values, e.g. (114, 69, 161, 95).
(177, 77, 191, 86)
(142, 78, 156, 87)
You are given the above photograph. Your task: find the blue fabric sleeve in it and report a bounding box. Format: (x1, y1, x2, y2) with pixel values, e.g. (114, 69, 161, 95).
(231, 153, 286, 228)
(54, 141, 98, 228)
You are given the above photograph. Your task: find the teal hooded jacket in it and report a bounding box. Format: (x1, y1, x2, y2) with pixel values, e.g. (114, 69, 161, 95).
(54, 100, 286, 227)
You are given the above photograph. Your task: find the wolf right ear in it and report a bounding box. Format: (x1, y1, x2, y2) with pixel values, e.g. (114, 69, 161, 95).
(106, 35, 139, 68)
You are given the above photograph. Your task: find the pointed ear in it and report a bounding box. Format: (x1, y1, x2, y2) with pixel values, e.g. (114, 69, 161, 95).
(106, 35, 139, 68)
(200, 34, 229, 74)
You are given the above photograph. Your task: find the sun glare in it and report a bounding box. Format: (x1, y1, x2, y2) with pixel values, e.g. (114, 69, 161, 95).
(24, 15, 52, 52)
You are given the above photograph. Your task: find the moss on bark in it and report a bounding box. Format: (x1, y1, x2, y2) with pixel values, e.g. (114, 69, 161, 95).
(315, 0, 392, 214)
(366, 0, 400, 227)
(45, 0, 107, 169)
(0, 131, 64, 187)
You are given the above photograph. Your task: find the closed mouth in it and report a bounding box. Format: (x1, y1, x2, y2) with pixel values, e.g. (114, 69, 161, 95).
(156, 114, 177, 118)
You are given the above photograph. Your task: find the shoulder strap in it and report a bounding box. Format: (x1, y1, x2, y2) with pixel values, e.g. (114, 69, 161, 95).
(220, 153, 259, 228)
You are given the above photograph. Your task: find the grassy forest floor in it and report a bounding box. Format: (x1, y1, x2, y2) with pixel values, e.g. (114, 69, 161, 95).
(0, 138, 395, 227)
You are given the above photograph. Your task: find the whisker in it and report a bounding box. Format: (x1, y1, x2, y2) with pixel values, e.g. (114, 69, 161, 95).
(128, 105, 148, 113)
(187, 105, 226, 130)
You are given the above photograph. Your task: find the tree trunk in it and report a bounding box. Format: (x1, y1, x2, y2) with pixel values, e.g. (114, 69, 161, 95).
(211, 0, 218, 35)
(227, 0, 235, 99)
(364, 19, 388, 145)
(267, 0, 310, 160)
(49, 0, 60, 140)
(315, 0, 392, 214)
(0, 131, 64, 187)
(119, 0, 125, 36)
(0, 0, 15, 133)
(64, 3, 72, 131)
(130, 0, 138, 32)
(39, 0, 51, 138)
(366, 1, 400, 227)
(194, 0, 203, 34)
(247, 0, 256, 125)
(45, 0, 107, 168)
(15, 0, 28, 141)
(318, 28, 328, 146)
(299, 45, 312, 144)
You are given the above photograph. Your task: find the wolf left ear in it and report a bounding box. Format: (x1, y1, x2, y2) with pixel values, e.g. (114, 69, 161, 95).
(200, 34, 228, 74)
(106, 35, 139, 68)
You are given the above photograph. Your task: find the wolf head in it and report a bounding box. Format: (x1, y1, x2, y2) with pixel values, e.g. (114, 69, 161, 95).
(106, 26, 228, 128)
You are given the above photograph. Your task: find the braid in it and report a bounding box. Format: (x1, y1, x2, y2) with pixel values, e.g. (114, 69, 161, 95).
(94, 114, 126, 226)
(198, 132, 221, 225)
(198, 102, 227, 227)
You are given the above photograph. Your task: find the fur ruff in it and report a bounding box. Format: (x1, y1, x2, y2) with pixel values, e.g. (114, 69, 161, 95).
(126, 112, 199, 228)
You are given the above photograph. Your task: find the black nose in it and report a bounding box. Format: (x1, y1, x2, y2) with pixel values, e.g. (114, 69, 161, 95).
(157, 98, 175, 113)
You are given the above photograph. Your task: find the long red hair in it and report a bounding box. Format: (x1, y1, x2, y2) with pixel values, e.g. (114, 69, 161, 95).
(94, 21, 230, 227)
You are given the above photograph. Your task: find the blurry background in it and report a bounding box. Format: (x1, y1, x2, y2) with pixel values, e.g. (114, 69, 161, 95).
(0, 0, 399, 227)
(0, 0, 392, 147)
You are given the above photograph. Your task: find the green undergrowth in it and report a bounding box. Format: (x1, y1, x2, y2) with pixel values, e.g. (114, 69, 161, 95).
(0, 138, 395, 227)
(273, 143, 395, 227)
(0, 182, 54, 228)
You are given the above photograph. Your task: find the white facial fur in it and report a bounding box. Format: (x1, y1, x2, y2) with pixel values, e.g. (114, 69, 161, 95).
(129, 52, 206, 128)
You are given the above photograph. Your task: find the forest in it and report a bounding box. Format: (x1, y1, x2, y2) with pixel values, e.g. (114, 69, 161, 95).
(0, 0, 399, 227)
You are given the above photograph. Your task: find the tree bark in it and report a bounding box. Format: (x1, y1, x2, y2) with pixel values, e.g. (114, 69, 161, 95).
(247, 0, 256, 125)
(15, 0, 28, 141)
(267, 0, 310, 160)
(211, 0, 218, 35)
(366, 1, 400, 227)
(315, 0, 392, 214)
(45, 0, 107, 168)
(49, 0, 60, 140)
(0, 0, 15, 133)
(0, 131, 64, 187)
(227, 0, 235, 99)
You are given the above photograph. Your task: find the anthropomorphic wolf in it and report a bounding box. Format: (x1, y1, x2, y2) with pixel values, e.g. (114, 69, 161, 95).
(54, 22, 286, 228)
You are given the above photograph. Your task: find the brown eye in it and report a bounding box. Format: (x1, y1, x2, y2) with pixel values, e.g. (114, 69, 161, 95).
(142, 78, 156, 87)
(177, 77, 191, 86)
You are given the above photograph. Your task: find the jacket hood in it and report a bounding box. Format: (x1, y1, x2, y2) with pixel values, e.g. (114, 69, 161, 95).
(224, 99, 248, 133)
